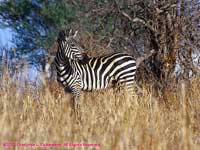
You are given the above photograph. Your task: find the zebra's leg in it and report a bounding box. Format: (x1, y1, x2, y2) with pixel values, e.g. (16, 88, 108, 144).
(64, 86, 78, 116)
(70, 95, 81, 122)
(71, 88, 82, 122)
(113, 81, 124, 97)
(117, 79, 139, 104)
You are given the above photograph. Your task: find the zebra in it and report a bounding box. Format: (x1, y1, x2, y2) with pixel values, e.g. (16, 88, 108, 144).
(54, 29, 137, 108)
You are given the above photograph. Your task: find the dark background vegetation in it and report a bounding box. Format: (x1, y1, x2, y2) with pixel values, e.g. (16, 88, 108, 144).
(0, 0, 199, 93)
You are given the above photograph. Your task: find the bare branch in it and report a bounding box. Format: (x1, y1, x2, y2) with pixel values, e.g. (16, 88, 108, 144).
(156, 4, 177, 14)
(120, 11, 157, 33)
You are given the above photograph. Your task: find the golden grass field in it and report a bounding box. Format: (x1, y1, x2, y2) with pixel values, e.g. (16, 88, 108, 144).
(0, 72, 200, 150)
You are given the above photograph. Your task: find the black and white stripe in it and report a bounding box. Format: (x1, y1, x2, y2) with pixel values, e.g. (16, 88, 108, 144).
(55, 30, 136, 100)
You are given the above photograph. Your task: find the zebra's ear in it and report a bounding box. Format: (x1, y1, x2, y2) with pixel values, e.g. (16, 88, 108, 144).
(69, 29, 73, 37)
(73, 30, 78, 38)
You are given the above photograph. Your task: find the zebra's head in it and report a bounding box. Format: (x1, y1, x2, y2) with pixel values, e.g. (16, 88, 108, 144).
(57, 29, 83, 61)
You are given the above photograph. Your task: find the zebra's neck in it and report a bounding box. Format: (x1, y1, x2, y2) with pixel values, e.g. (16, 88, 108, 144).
(55, 55, 71, 73)
(69, 59, 82, 72)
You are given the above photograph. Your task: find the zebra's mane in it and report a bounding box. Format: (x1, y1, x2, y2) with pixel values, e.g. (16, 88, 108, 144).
(77, 54, 91, 65)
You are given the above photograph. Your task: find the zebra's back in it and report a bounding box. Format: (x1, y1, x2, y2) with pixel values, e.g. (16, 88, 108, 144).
(77, 53, 136, 90)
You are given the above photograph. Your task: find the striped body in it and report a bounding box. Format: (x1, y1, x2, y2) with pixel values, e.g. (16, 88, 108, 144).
(55, 52, 136, 98)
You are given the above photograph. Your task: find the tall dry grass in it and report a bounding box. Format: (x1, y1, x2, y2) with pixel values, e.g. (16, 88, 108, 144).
(0, 70, 200, 150)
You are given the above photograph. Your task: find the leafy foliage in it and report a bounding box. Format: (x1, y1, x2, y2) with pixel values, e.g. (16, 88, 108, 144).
(0, 0, 138, 54)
